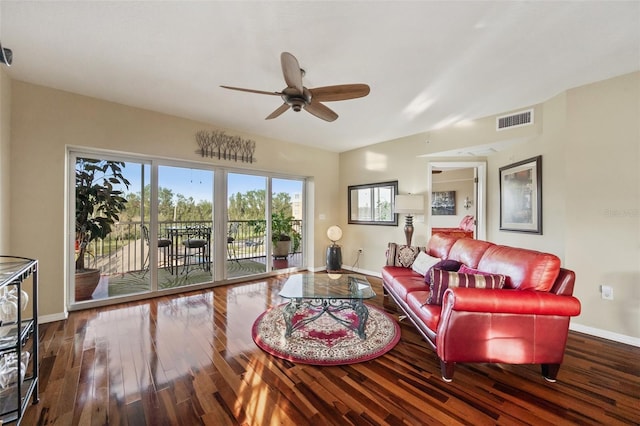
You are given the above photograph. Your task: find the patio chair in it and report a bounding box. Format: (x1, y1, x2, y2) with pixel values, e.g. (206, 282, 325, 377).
(227, 223, 240, 264)
(141, 225, 172, 276)
(181, 225, 211, 274)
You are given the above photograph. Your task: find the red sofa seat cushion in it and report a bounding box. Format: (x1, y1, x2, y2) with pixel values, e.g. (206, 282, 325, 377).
(382, 267, 427, 303)
(407, 291, 441, 332)
(477, 245, 560, 291)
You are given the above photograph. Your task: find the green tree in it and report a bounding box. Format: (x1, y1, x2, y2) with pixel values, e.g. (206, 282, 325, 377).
(124, 185, 176, 221)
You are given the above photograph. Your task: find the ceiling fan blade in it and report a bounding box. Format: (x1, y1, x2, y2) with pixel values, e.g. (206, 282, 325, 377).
(220, 85, 281, 96)
(265, 103, 290, 120)
(281, 52, 303, 93)
(309, 84, 370, 102)
(304, 101, 338, 122)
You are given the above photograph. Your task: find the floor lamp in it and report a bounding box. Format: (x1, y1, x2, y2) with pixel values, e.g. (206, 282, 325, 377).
(394, 194, 424, 246)
(326, 225, 343, 272)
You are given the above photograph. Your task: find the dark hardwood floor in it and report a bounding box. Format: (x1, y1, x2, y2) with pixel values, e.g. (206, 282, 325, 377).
(24, 274, 639, 425)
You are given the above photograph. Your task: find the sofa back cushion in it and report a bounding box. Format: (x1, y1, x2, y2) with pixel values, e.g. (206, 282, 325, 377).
(448, 239, 494, 269)
(386, 242, 425, 267)
(426, 233, 458, 259)
(477, 245, 561, 291)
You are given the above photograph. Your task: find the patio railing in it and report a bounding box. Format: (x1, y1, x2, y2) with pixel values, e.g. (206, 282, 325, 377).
(80, 219, 302, 275)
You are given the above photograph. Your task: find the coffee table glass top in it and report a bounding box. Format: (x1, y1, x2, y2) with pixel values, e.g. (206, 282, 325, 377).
(279, 274, 375, 300)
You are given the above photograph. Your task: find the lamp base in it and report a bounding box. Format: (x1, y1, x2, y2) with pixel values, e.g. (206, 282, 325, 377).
(326, 244, 342, 272)
(404, 215, 414, 246)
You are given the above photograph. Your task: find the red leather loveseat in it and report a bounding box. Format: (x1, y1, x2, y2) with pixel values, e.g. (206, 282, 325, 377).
(382, 233, 581, 382)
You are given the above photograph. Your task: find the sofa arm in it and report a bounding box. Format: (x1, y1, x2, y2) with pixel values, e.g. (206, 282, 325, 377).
(441, 287, 581, 316)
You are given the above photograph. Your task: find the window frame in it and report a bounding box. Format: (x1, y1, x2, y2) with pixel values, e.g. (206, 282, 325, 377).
(347, 180, 398, 226)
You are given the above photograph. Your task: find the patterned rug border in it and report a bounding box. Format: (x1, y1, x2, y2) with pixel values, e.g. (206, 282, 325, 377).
(252, 303, 400, 366)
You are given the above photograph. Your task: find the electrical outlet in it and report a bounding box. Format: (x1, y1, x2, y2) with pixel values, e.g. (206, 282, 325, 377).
(358, 248, 364, 254)
(601, 285, 614, 300)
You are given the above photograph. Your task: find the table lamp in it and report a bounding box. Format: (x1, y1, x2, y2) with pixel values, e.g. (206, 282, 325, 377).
(394, 194, 424, 246)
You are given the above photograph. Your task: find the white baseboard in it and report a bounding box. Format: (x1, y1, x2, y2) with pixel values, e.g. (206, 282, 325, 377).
(39, 311, 68, 324)
(340, 265, 381, 277)
(570, 322, 640, 347)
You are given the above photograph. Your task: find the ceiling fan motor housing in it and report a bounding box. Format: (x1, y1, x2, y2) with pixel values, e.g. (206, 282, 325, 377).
(282, 87, 311, 112)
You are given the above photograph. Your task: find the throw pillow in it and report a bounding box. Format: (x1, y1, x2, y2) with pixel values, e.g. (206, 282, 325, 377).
(411, 251, 441, 276)
(459, 265, 503, 277)
(426, 269, 506, 305)
(424, 259, 463, 284)
(386, 243, 425, 268)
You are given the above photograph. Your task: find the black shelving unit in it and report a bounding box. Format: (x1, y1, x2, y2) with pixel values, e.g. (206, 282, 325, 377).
(0, 256, 38, 425)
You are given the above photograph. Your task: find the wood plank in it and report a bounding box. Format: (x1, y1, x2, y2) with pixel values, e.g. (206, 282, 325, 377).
(25, 274, 640, 425)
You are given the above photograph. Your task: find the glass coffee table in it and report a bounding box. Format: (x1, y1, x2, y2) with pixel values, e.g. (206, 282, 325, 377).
(279, 274, 376, 339)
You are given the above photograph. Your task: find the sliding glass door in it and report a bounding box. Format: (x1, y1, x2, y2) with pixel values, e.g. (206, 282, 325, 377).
(157, 165, 213, 288)
(272, 178, 304, 271)
(73, 155, 151, 302)
(70, 149, 305, 306)
(226, 174, 305, 276)
(226, 173, 267, 278)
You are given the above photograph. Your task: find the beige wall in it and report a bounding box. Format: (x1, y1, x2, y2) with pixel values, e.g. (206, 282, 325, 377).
(339, 133, 432, 269)
(564, 72, 639, 340)
(0, 67, 10, 252)
(9, 81, 339, 319)
(339, 72, 640, 344)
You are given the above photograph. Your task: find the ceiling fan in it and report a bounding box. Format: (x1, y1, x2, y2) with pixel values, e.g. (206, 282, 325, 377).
(221, 52, 370, 122)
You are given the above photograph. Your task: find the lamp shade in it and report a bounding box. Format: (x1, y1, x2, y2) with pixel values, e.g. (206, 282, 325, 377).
(326, 225, 343, 243)
(394, 194, 424, 214)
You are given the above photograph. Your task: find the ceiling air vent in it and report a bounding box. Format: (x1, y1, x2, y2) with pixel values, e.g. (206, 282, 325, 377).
(496, 109, 533, 131)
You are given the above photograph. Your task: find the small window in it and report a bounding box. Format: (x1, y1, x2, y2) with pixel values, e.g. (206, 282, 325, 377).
(348, 181, 398, 226)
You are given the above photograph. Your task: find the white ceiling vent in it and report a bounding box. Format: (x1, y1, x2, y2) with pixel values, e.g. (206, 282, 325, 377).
(496, 109, 534, 131)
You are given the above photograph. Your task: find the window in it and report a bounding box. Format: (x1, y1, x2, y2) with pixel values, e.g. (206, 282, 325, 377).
(69, 148, 307, 308)
(348, 181, 398, 225)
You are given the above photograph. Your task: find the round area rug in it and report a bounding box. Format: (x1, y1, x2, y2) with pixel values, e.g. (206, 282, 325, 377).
(252, 303, 400, 365)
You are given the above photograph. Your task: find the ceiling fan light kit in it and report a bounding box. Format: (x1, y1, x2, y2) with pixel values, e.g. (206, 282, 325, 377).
(221, 52, 370, 122)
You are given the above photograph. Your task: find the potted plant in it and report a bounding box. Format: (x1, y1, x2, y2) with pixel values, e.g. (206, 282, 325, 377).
(271, 211, 294, 258)
(250, 211, 299, 259)
(75, 158, 130, 300)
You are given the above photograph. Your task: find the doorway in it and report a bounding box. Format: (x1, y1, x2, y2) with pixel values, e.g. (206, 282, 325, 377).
(427, 161, 486, 240)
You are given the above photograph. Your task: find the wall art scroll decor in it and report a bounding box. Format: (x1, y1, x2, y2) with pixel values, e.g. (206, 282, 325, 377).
(195, 130, 256, 163)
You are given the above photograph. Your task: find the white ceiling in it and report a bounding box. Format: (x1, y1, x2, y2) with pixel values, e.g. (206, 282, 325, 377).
(1, 1, 639, 153)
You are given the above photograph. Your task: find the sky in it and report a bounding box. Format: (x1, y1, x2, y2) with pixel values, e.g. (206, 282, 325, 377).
(119, 163, 302, 203)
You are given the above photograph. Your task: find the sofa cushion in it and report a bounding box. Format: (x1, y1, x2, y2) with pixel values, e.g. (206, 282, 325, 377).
(448, 239, 494, 269)
(384, 273, 427, 303)
(411, 252, 442, 276)
(407, 291, 441, 332)
(458, 264, 506, 277)
(477, 245, 560, 291)
(424, 259, 463, 285)
(425, 233, 458, 259)
(427, 270, 506, 305)
(386, 243, 425, 267)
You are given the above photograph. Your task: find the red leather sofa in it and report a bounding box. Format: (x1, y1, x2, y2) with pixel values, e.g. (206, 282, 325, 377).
(382, 233, 581, 382)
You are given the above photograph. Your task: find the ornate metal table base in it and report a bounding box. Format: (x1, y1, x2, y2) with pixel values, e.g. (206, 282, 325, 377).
(283, 298, 369, 339)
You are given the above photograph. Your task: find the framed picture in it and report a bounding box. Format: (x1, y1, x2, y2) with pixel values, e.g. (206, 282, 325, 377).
(431, 191, 456, 215)
(499, 155, 542, 234)
(348, 180, 398, 225)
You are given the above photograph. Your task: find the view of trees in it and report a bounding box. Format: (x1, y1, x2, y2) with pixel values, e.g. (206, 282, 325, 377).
(121, 186, 292, 223)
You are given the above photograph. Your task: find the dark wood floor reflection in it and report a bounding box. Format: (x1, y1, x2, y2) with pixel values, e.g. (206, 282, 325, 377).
(25, 274, 639, 425)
